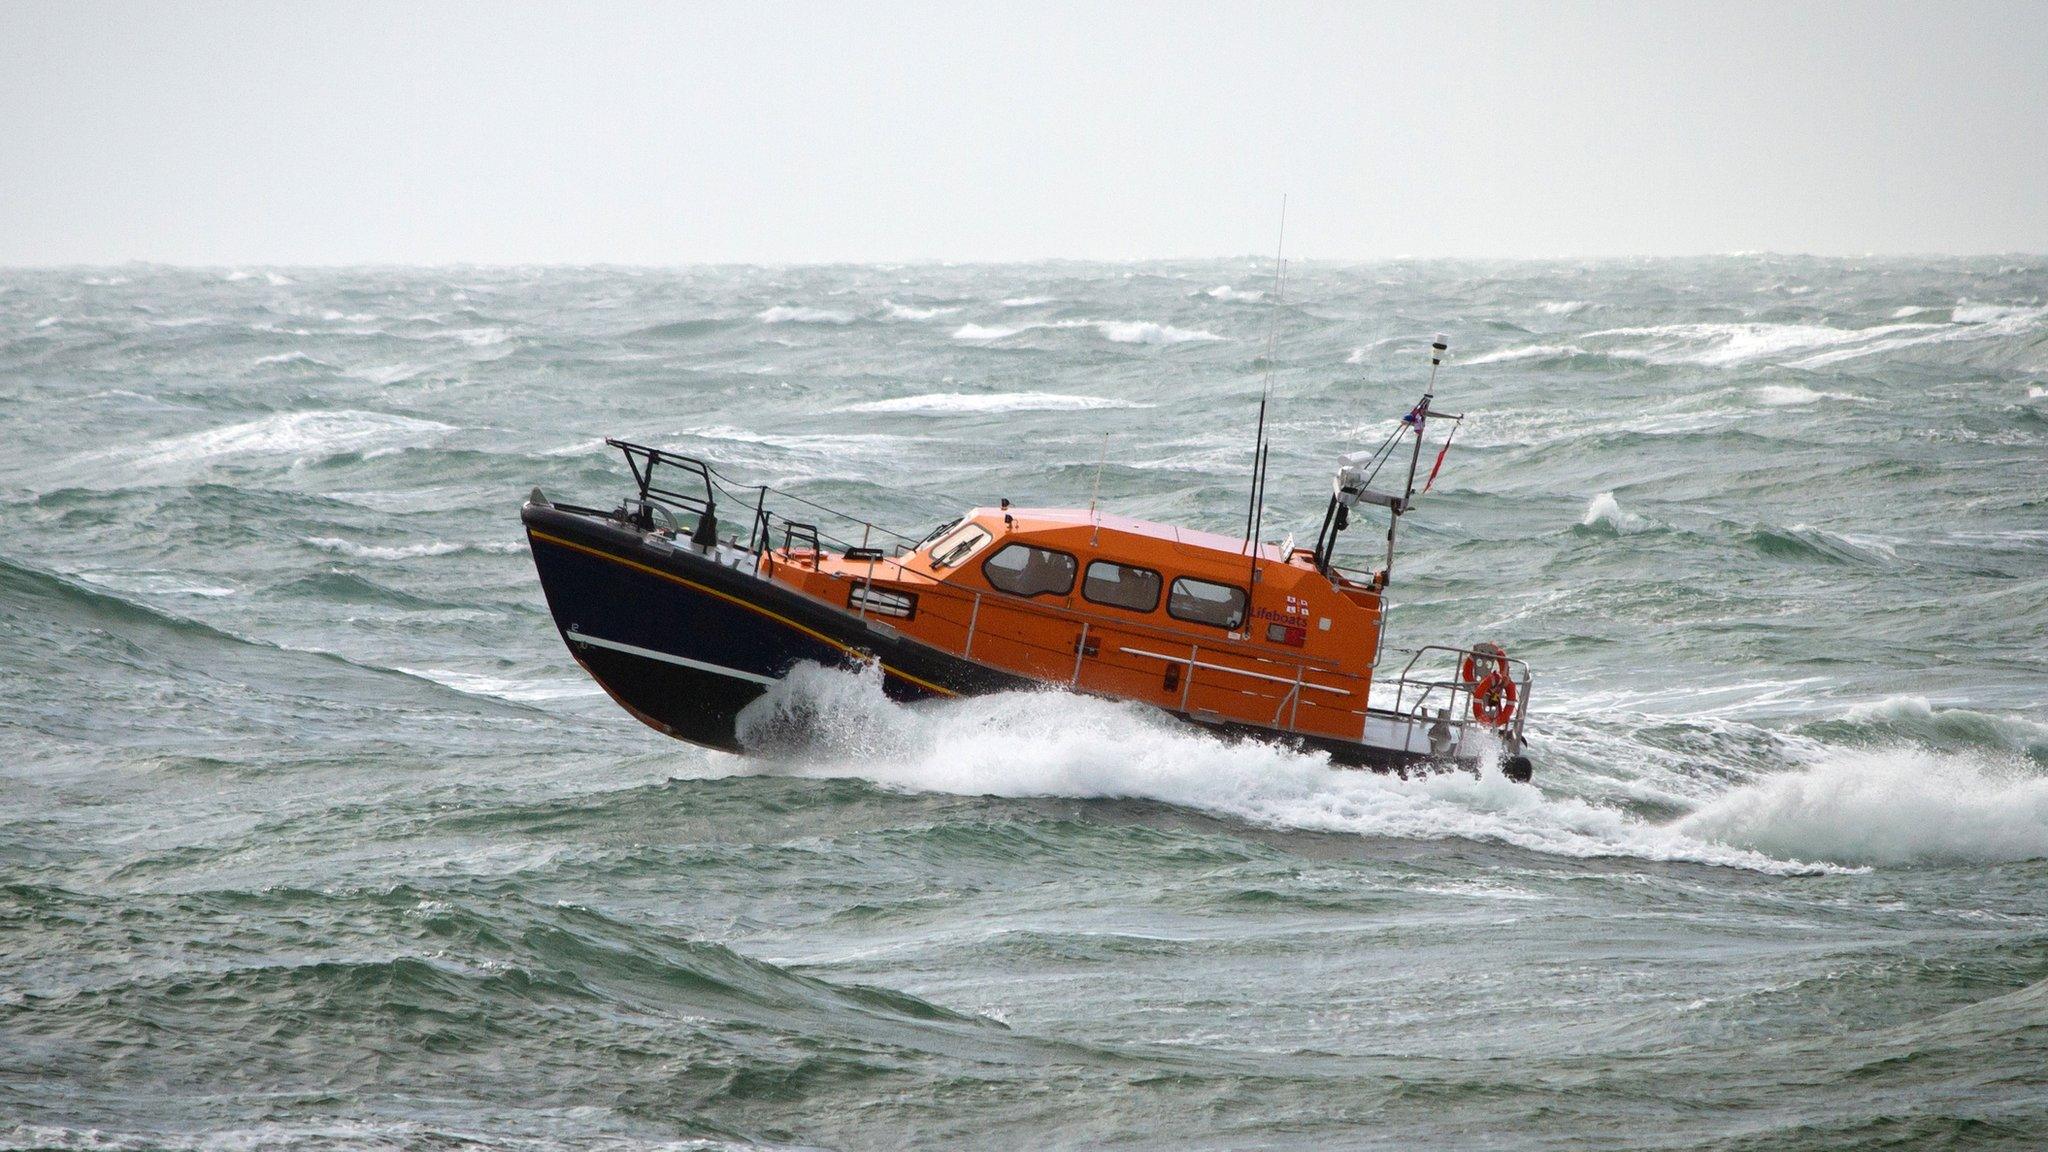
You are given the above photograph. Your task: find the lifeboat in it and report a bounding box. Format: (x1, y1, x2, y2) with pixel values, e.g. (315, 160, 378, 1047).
(521, 382, 1536, 782)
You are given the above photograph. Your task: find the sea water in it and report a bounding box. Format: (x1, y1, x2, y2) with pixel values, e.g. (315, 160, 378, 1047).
(2, 258, 2045, 1149)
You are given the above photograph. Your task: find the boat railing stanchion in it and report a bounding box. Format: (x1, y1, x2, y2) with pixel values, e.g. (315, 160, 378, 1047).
(856, 523, 875, 620)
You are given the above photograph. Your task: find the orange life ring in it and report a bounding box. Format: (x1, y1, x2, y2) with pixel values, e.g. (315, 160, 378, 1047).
(1471, 670, 1518, 728)
(1460, 649, 1510, 686)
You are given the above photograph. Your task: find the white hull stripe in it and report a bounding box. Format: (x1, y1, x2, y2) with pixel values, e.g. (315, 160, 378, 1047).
(566, 629, 778, 686)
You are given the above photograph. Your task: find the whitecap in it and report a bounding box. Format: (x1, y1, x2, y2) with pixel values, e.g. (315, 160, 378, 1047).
(75, 570, 238, 599)
(1466, 343, 1586, 366)
(951, 323, 1024, 340)
(882, 301, 959, 321)
(1202, 285, 1263, 302)
(253, 351, 332, 368)
(757, 305, 857, 325)
(999, 295, 1053, 307)
(1678, 746, 2048, 866)
(1583, 321, 1944, 367)
(844, 392, 1150, 414)
(952, 319, 1224, 345)
(302, 536, 523, 560)
(128, 410, 455, 470)
(1951, 301, 2046, 324)
(1581, 491, 1651, 535)
(1751, 384, 1865, 406)
(1537, 300, 1588, 315)
(1089, 320, 1224, 345)
(422, 327, 510, 346)
(396, 666, 602, 702)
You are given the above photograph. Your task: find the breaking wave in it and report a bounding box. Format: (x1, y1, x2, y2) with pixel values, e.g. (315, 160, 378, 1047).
(1678, 747, 2048, 866)
(727, 665, 1845, 874)
(1580, 492, 1653, 535)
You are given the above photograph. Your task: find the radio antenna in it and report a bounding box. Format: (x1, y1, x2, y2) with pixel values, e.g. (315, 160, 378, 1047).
(1242, 195, 1288, 565)
(1088, 431, 1109, 545)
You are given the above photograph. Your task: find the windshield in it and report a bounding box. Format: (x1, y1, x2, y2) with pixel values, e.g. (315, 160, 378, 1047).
(928, 523, 993, 570)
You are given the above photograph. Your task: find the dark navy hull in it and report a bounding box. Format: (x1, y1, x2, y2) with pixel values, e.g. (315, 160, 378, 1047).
(523, 503, 1031, 751)
(522, 502, 1528, 778)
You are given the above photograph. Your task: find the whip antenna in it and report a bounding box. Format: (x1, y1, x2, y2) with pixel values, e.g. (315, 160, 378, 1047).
(1243, 196, 1288, 563)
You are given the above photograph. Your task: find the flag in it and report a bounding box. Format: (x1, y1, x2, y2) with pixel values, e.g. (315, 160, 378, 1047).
(1422, 424, 1458, 493)
(1401, 403, 1425, 431)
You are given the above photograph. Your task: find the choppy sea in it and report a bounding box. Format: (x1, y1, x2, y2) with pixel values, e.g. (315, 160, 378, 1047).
(3, 258, 2046, 1150)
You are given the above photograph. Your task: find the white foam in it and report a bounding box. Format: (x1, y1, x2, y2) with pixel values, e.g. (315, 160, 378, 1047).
(34, 316, 61, 328)
(681, 424, 907, 457)
(397, 666, 601, 702)
(757, 306, 856, 325)
(1581, 492, 1651, 535)
(1538, 300, 1589, 315)
(129, 410, 455, 469)
(951, 319, 1224, 345)
(951, 322, 1023, 340)
(1584, 321, 1945, 367)
(1952, 301, 2046, 324)
(2029, 385, 2047, 400)
(844, 392, 1149, 414)
(721, 664, 1837, 874)
(1751, 384, 1865, 406)
(264, 272, 293, 286)
(419, 326, 509, 346)
(224, 270, 255, 282)
(303, 536, 523, 560)
(1091, 319, 1224, 345)
(1678, 747, 2048, 866)
(1202, 285, 1262, 301)
(1890, 305, 1938, 318)
(1467, 343, 1585, 366)
(253, 351, 331, 368)
(882, 301, 959, 320)
(75, 570, 238, 599)
(999, 295, 1053, 307)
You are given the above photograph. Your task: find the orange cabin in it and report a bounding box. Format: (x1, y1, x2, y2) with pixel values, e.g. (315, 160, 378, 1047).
(760, 507, 1387, 742)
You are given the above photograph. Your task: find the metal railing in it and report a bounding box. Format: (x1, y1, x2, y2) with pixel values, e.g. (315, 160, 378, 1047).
(1378, 644, 1533, 755)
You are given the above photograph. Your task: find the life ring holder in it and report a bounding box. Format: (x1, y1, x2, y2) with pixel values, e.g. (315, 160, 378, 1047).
(1460, 648, 1518, 729)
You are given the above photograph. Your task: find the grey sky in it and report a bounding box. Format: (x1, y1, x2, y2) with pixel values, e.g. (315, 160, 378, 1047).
(3, 1, 2044, 264)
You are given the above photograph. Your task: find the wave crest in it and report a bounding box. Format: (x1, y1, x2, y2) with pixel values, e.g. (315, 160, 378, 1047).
(1678, 747, 2048, 866)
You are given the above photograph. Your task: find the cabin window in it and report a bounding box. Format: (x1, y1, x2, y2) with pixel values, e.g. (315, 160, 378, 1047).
(849, 584, 916, 619)
(928, 523, 992, 570)
(1082, 560, 1162, 612)
(983, 543, 1077, 598)
(1167, 577, 1248, 630)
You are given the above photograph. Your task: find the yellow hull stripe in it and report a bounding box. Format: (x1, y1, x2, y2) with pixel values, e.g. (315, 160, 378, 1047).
(526, 528, 958, 698)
